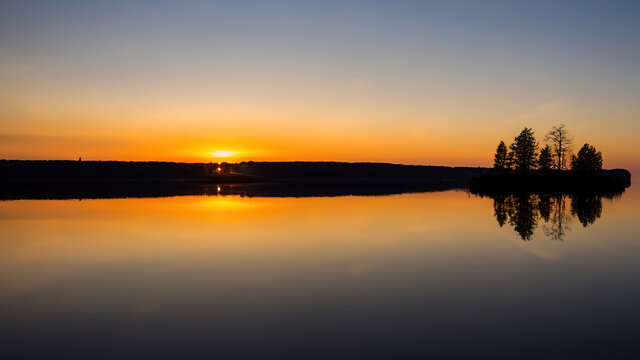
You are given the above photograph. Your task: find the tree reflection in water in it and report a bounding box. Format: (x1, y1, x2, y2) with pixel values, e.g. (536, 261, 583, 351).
(483, 192, 622, 241)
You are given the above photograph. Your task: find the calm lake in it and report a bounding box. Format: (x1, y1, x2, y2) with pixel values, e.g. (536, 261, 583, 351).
(1, 185, 639, 359)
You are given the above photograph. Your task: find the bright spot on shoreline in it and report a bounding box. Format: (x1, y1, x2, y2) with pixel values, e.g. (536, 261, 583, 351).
(210, 150, 237, 158)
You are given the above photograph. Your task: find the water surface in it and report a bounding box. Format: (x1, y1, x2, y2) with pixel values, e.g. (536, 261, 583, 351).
(1, 187, 639, 359)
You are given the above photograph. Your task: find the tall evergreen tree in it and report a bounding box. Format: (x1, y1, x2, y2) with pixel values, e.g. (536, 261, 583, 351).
(571, 144, 603, 171)
(509, 128, 538, 171)
(493, 141, 509, 170)
(538, 145, 553, 171)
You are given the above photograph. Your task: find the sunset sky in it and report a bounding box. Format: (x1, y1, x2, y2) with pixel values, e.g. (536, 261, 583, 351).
(1, 1, 639, 173)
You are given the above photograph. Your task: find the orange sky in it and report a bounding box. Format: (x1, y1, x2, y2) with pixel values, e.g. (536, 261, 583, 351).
(1, 97, 637, 172)
(1, 1, 639, 174)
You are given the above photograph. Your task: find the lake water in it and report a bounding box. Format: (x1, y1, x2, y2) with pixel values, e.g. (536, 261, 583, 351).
(1, 186, 639, 359)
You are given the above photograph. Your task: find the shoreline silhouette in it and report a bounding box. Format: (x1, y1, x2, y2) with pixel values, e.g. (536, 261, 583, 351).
(0, 159, 631, 200)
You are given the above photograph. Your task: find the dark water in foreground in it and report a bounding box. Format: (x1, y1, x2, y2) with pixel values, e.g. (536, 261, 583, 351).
(1, 186, 639, 359)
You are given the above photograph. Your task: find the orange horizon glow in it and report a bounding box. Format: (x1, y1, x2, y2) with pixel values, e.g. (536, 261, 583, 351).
(1, 98, 636, 171)
(1, 125, 636, 174)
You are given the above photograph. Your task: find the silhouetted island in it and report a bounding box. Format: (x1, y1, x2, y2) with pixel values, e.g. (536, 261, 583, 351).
(472, 125, 632, 194)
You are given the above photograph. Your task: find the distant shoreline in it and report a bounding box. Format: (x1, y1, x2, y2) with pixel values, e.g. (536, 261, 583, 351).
(0, 160, 631, 200)
(0, 160, 484, 199)
(0, 159, 487, 183)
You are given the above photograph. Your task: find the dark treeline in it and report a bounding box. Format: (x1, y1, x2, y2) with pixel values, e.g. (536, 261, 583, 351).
(232, 161, 486, 182)
(1, 160, 488, 184)
(1, 153, 629, 199)
(0, 160, 488, 200)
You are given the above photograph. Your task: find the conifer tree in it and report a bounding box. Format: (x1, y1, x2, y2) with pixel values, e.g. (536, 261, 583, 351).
(538, 145, 553, 171)
(571, 144, 602, 172)
(509, 128, 538, 171)
(493, 141, 509, 170)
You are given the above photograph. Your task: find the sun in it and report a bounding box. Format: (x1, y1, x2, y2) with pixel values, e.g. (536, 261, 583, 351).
(209, 150, 237, 158)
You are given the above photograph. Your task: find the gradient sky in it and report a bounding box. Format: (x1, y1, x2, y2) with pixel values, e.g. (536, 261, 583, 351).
(1, 0, 639, 172)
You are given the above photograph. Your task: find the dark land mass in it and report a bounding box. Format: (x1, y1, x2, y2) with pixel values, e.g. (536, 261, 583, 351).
(0, 160, 485, 182)
(0, 160, 479, 200)
(0, 160, 631, 200)
(470, 169, 631, 195)
(233, 161, 485, 181)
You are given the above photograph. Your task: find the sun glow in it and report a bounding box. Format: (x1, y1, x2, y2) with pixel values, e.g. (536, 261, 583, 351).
(210, 150, 237, 158)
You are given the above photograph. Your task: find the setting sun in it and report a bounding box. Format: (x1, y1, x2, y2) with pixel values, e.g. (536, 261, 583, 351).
(210, 150, 237, 158)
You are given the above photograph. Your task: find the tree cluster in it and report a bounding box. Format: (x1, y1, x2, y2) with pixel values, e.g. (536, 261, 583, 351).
(493, 125, 603, 172)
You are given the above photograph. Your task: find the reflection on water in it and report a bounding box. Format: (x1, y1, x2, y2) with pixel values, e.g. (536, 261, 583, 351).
(0, 179, 465, 200)
(481, 192, 623, 241)
(1, 188, 639, 359)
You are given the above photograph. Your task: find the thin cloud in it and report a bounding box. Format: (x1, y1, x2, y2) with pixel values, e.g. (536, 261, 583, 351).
(510, 100, 567, 123)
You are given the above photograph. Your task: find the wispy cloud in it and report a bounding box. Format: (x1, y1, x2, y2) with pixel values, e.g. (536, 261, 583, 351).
(510, 100, 567, 124)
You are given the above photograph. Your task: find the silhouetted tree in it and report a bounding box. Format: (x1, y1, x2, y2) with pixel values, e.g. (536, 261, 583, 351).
(538, 145, 553, 171)
(509, 128, 538, 172)
(545, 124, 573, 170)
(571, 144, 603, 172)
(493, 141, 510, 170)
